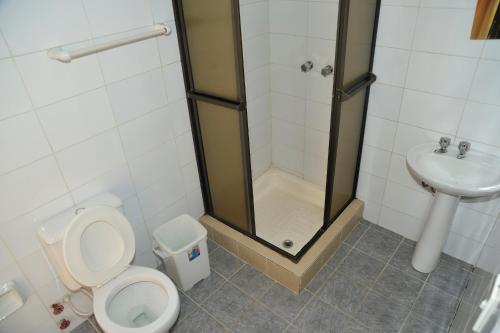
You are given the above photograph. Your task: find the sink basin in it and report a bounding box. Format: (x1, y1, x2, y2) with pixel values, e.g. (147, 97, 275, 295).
(407, 143, 500, 197)
(406, 143, 500, 273)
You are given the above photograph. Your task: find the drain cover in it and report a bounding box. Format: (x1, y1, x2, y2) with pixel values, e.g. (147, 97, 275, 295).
(282, 239, 294, 248)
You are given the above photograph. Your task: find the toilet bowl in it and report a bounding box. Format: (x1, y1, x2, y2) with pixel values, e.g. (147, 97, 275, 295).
(38, 193, 180, 333)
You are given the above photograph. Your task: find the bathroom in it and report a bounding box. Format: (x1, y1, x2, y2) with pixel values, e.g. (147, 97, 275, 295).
(1, 0, 500, 332)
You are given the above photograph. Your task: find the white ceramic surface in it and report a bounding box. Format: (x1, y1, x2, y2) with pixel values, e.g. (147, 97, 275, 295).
(407, 143, 500, 198)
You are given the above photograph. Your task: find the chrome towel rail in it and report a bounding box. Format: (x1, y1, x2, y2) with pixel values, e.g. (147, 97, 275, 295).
(47, 23, 171, 63)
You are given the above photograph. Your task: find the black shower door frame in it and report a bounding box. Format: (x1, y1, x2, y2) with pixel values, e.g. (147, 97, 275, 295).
(174, 0, 381, 261)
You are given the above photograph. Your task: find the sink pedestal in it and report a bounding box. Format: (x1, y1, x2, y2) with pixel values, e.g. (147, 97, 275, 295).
(412, 192, 460, 273)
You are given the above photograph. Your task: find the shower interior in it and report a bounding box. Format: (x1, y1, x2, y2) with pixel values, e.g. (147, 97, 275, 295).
(242, 0, 337, 255)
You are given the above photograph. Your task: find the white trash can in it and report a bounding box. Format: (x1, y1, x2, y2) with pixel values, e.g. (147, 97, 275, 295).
(152, 214, 210, 291)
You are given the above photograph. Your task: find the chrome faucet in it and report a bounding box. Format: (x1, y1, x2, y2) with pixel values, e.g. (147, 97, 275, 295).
(457, 141, 471, 159)
(434, 137, 451, 153)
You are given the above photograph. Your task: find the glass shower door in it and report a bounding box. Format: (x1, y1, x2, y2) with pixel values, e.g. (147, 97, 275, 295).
(324, 0, 380, 224)
(174, 0, 254, 233)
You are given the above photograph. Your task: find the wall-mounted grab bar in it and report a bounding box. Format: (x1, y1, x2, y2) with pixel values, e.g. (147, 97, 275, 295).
(47, 23, 171, 63)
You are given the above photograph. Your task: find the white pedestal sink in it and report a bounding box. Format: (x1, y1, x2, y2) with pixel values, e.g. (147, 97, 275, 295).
(406, 143, 500, 273)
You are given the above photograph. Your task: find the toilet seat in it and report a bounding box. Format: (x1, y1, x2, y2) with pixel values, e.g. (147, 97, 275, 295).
(62, 206, 135, 287)
(93, 266, 180, 333)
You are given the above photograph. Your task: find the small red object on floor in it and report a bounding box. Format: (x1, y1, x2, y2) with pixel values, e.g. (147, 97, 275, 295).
(51, 303, 64, 315)
(59, 318, 70, 330)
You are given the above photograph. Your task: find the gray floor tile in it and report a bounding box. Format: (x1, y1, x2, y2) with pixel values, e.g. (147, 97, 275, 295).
(338, 248, 385, 285)
(401, 313, 447, 333)
(284, 325, 301, 333)
(462, 271, 492, 305)
(71, 321, 97, 333)
(356, 229, 401, 262)
(294, 297, 347, 333)
(211, 247, 244, 278)
(368, 223, 404, 241)
(231, 301, 289, 333)
(173, 309, 226, 333)
(355, 291, 411, 333)
(317, 270, 368, 314)
(207, 238, 219, 253)
(305, 263, 336, 293)
(428, 257, 472, 297)
(202, 282, 253, 327)
(342, 320, 370, 333)
(388, 242, 428, 280)
(344, 223, 369, 246)
(178, 292, 198, 323)
(184, 270, 224, 303)
(326, 243, 352, 268)
(413, 284, 459, 329)
(260, 283, 313, 322)
(230, 265, 274, 298)
(373, 266, 423, 306)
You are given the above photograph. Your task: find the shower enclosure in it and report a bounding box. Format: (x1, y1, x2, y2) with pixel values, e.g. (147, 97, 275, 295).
(173, 0, 380, 260)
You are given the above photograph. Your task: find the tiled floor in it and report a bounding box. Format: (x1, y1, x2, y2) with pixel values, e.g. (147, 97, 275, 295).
(78, 220, 475, 333)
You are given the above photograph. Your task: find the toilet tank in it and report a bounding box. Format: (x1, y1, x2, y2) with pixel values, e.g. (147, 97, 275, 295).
(37, 193, 123, 291)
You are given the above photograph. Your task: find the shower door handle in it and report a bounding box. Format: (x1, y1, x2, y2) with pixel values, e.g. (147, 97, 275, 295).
(336, 73, 377, 101)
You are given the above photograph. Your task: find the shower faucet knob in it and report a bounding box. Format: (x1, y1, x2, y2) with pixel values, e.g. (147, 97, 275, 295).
(321, 65, 333, 77)
(301, 61, 313, 72)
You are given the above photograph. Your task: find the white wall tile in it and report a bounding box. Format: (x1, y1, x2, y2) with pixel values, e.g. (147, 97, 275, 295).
(444, 232, 482, 264)
(16, 48, 104, 107)
(382, 181, 432, 219)
(360, 145, 392, 178)
(373, 47, 410, 86)
(305, 128, 329, 159)
(363, 201, 382, 224)
(240, 2, 268, 39)
(249, 119, 271, 152)
(0, 59, 32, 120)
(243, 34, 269, 72)
(163, 62, 186, 102)
(119, 107, 173, 159)
(306, 71, 333, 104)
(97, 31, 161, 83)
(413, 8, 483, 57)
(379, 206, 424, 241)
(168, 99, 191, 137)
(303, 153, 327, 187)
(246, 66, 270, 100)
(71, 164, 135, 203)
(399, 89, 465, 134)
(187, 187, 205, 218)
(393, 123, 450, 155)
(138, 172, 185, 219)
(306, 101, 331, 133)
(0, 0, 91, 55)
(387, 152, 423, 192)
(56, 130, 126, 189)
(248, 94, 271, 128)
(128, 142, 178, 192)
(0, 34, 11, 59)
(1, 195, 74, 260)
(270, 64, 306, 98)
(308, 38, 335, 74)
(251, 145, 272, 179)
(271, 93, 305, 125)
(376, 6, 418, 49)
(175, 131, 196, 167)
(272, 144, 304, 176)
(420, 0, 477, 9)
(182, 161, 201, 193)
(363, 115, 397, 151)
(457, 102, 500, 147)
(17, 250, 54, 290)
(451, 207, 495, 242)
(0, 294, 57, 332)
(470, 60, 500, 106)
(356, 172, 386, 204)
(83, 0, 153, 37)
(0, 112, 51, 175)
(0, 240, 14, 271)
(477, 245, 500, 272)
(406, 52, 477, 98)
(150, 0, 175, 23)
(482, 41, 500, 61)
(107, 69, 167, 124)
(272, 120, 305, 152)
(145, 197, 189, 232)
(367, 83, 403, 121)
(486, 218, 500, 250)
(157, 24, 180, 66)
(37, 88, 115, 151)
(269, 34, 306, 68)
(0, 157, 67, 224)
(308, 2, 338, 40)
(269, 1, 307, 36)
(382, 0, 420, 6)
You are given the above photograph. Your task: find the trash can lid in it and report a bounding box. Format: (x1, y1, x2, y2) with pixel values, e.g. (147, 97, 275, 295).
(153, 214, 207, 254)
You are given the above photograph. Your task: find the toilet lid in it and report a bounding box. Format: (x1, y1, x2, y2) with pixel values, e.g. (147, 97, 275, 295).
(62, 206, 135, 287)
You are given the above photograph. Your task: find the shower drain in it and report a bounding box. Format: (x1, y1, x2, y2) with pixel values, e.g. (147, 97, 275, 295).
(282, 239, 294, 249)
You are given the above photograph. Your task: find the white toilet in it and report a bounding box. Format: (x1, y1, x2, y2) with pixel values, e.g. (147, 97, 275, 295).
(38, 193, 180, 333)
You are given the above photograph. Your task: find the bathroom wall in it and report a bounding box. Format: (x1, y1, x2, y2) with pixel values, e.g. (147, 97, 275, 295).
(240, 0, 337, 186)
(357, 0, 500, 271)
(0, 0, 202, 331)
